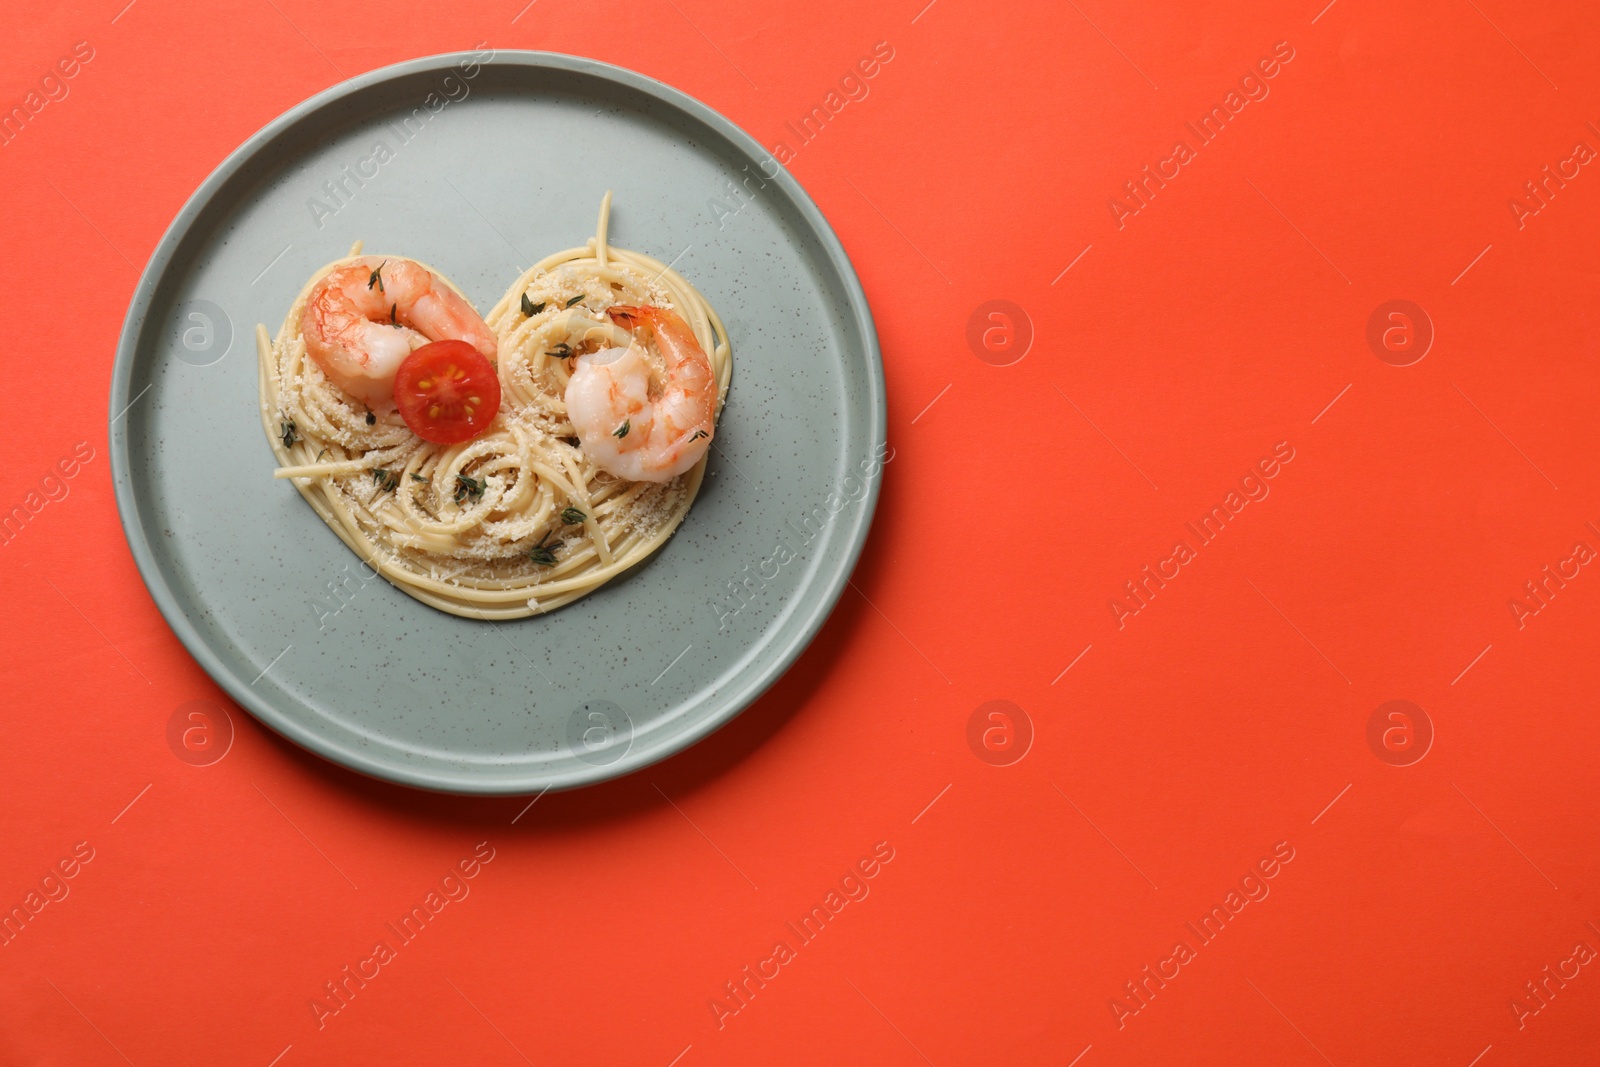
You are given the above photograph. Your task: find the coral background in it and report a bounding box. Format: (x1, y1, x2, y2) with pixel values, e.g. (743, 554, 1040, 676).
(3, 0, 1599, 1063)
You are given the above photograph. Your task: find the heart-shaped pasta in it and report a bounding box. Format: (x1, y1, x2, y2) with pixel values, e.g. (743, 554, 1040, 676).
(257, 193, 732, 619)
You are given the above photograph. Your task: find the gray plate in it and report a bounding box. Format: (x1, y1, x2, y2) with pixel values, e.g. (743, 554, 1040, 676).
(109, 51, 884, 795)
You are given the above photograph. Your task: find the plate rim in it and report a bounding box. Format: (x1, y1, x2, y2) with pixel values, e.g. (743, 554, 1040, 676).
(108, 49, 886, 795)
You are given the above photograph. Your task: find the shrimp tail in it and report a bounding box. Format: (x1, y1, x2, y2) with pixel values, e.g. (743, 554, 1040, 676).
(607, 305, 701, 359)
(606, 305, 651, 336)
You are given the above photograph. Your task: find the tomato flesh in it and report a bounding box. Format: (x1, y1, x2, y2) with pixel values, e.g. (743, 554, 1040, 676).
(393, 340, 501, 444)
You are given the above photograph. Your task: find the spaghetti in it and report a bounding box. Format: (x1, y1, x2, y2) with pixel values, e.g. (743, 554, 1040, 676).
(257, 193, 732, 619)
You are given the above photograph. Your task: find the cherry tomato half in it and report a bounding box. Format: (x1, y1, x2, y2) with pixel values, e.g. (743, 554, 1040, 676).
(393, 340, 501, 444)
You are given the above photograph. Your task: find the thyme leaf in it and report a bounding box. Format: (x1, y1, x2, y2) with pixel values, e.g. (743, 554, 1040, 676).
(528, 531, 561, 567)
(613, 420, 630, 439)
(565, 294, 584, 308)
(371, 468, 399, 493)
(279, 420, 298, 448)
(521, 294, 545, 317)
(454, 473, 486, 505)
(367, 261, 386, 293)
(561, 506, 586, 525)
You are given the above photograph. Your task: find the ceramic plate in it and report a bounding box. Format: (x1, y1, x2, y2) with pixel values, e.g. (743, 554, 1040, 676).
(109, 51, 885, 794)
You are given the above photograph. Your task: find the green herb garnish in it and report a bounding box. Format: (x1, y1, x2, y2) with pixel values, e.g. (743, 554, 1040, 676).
(546, 342, 572, 360)
(561, 506, 586, 525)
(365, 411, 376, 426)
(410, 472, 426, 483)
(565, 294, 584, 308)
(689, 429, 708, 441)
(367, 261, 386, 293)
(613, 420, 630, 439)
(521, 294, 545, 317)
(389, 302, 398, 326)
(279, 420, 298, 448)
(528, 531, 561, 566)
(371, 468, 399, 493)
(454, 473, 486, 505)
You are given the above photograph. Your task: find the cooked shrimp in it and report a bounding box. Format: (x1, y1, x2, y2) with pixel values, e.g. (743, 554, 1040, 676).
(565, 305, 716, 483)
(301, 256, 497, 406)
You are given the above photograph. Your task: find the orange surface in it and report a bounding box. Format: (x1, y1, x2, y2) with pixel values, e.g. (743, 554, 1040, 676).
(3, 1, 1600, 1064)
